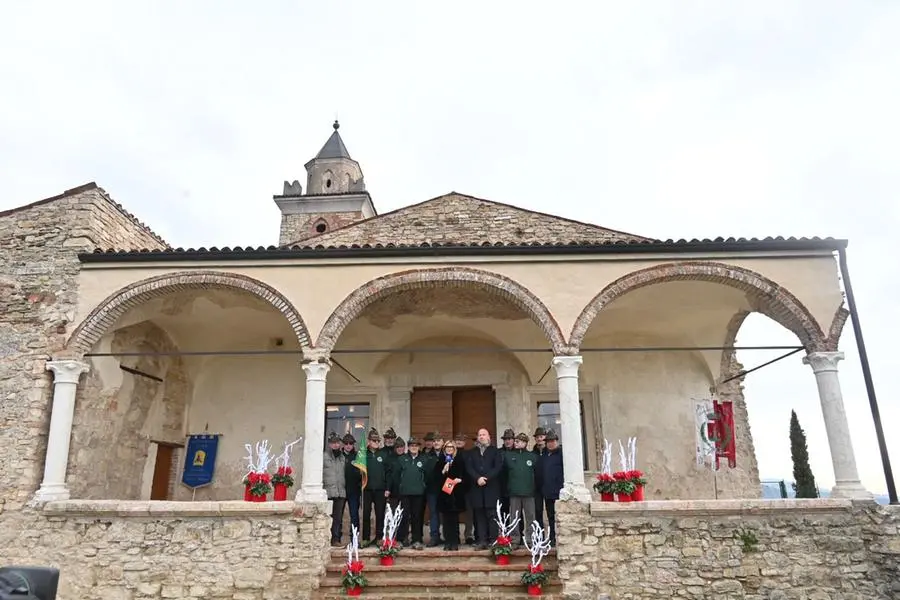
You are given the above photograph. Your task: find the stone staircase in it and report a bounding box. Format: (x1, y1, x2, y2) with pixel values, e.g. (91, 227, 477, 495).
(312, 546, 561, 599)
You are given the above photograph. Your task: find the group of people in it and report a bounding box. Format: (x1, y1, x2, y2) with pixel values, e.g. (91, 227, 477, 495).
(322, 425, 564, 551)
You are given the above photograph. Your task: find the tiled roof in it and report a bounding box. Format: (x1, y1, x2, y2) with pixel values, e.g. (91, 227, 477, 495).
(80, 236, 847, 262)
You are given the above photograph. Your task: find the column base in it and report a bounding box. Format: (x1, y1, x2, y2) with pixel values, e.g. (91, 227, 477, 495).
(32, 484, 71, 503)
(295, 486, 329, 503)
(560, 482, 593, 503)
(828, 480, 872, 500)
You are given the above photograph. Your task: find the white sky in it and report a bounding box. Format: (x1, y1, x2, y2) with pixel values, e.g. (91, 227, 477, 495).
(2, 2, 897, 495)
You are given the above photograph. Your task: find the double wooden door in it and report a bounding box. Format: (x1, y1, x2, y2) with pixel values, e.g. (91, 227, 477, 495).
(410, 386, 496, 450)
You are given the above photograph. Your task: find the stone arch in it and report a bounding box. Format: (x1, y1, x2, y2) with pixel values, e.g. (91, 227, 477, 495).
(68, 271, 312, 353)
(568, 261, 826, 351)
(315, 267, 568, 355)
(824, 306, 850, 351)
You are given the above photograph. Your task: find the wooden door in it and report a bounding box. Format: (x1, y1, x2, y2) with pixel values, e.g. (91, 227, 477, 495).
(410, 388, 453, 442)
(452, 387, 496, 450)
(150, 444, 174, 500)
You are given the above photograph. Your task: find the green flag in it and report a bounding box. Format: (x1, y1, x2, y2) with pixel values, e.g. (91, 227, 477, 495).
(353, 444, 367, 490)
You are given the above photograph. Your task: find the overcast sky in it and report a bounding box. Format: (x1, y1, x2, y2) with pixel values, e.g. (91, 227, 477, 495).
(2, 2, 897, 495)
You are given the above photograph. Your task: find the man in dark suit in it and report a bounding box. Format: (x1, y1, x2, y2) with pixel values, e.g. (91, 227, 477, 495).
(465, 428, 504, 549)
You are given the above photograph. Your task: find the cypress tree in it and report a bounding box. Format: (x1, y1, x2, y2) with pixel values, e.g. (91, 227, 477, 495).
(790, 410, 818, 498)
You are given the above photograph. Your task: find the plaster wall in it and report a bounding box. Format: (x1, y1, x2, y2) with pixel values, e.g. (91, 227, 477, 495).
(74, 253, 843, 348)
(178, 354, 306, 501)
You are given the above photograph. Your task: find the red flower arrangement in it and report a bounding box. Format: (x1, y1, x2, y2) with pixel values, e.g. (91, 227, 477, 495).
(492, 534, 514, 564)
(378, 538, 400, 559)
(242, 471, 272, 499)
(521, 563, 548, 594)
(272, 466, 294, 487)
(593, 473, 616, 501)
(341, 560, 367, 595)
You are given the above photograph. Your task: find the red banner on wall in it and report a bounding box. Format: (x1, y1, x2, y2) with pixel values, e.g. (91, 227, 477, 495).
(706, 400, 736, 469)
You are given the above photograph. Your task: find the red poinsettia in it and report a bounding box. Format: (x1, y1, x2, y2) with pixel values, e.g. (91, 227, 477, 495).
(272, 466, 294, 487)
(378, 538, 400, 558)
(341, 560, 365, 575)
(242, 471, 273, 496)
(341, 560, 368, 590)
(492, 535, 514, 556)
(593, 473, 616, 494)
(522, 563, 548, 586)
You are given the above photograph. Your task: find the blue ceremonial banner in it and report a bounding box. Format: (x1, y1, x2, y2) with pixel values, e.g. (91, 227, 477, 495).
(181, 434, 220, 489)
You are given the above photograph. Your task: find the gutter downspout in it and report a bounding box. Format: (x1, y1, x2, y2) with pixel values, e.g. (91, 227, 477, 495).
(837, 247, 897, 505)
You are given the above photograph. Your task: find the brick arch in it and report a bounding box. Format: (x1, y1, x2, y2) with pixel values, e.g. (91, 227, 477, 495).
(68, 271, 312, 353)
(568, 261, 827, 351)
(315, 267, 568, 354)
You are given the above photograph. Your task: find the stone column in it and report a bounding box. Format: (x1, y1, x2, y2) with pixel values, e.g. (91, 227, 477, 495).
(34, 359, 90, 502)
(803, 352, 871, 499)
(298, 361, 330, 502)
(551, 356, 591, 502)
(388, 386, 412, 439)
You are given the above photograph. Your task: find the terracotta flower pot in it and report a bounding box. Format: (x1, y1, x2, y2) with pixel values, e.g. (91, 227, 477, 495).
(496, 554, 510, 565)
(380, 556, 394, 566)
(273, 483, 288, 501)
(600, 492, 614, 502)
(346, 585, 361, 596)
(527, 584, 542, 596)
(631, 485, 644, 502)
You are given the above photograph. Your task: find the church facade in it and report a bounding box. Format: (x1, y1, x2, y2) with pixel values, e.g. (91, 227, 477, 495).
(3, 121, 897, 599)
(1, 121, 872, 514)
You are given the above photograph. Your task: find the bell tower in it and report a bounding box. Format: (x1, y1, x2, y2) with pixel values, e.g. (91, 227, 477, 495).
(275, 120, 377, 245)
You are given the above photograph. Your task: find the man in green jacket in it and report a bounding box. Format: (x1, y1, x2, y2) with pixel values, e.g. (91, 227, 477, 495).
(499, 428, 516, 517)
(362, 428, 388, 545)
(504, 432, 537, 546)
(380, 428, 402, 514)
(395, 437, 431, 550)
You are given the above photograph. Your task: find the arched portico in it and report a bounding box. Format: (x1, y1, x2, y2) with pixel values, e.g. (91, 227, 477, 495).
(315, 267, 567, 354)
(68, 270, 312, 353)
(568, 261, 826, 351)
(37, 270, 314, 503)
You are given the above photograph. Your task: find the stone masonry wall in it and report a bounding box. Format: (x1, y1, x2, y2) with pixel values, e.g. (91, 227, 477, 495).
(279, 210, 364, 245)
(0, 501, 332, 600)
(293, 192, 651, 247)
(556, 499, 900, 600)
(0, 184, 166, 510)
(69, 321, 190, 499)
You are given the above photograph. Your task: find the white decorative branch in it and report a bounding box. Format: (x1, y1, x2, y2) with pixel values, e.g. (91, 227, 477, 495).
(493, 499, 521, 541)
(383, 503, 403, 544)
(275, 437, 302, 470)
(523, 521, 552, 568)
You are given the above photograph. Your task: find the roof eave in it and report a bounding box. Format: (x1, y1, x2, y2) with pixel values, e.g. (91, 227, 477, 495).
(78, 238, 848, 264)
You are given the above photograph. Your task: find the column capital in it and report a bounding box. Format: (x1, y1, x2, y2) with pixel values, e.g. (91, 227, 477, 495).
(803, 352, 845, 374)
(46, 360, 90, 384)
(552, 355, 583, 378)
(302, 361, 331, 381)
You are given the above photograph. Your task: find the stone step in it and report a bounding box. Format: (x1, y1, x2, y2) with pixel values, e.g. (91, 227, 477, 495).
(326, 562, 553, 574)
(317, 577, 561, 592)
(315, 593, 563, 600)
(329, 547, 557, 561)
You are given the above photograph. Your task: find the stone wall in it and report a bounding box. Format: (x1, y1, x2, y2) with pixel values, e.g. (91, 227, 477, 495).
(556, 499, 900, 600)
(0, 184, 166, 509)
(0, 500, 332, 600)
(295, 192, 651, 247)
(279, 210, 365, 245)
(70, 321, 190, 499)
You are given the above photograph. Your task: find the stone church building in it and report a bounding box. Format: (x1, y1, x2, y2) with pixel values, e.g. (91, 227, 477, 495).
(1, 122, 894, 599)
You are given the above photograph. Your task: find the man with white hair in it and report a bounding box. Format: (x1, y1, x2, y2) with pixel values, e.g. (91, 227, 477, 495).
(465, 428, 503, 550)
